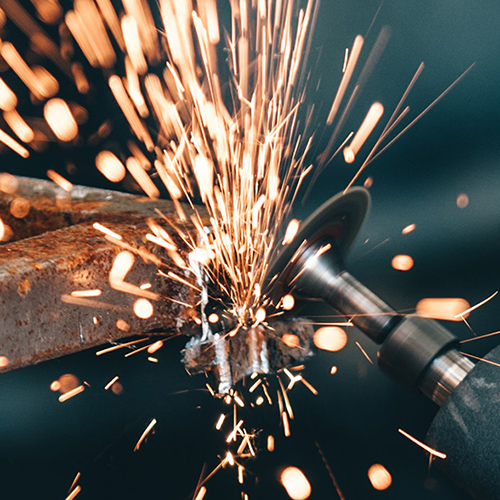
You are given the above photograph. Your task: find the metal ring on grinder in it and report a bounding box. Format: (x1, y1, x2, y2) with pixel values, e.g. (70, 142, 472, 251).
(267, 187, 370, 296)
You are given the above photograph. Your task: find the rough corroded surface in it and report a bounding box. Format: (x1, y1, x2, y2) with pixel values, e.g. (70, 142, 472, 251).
(0, 176, 196, 372)
(184, 318, 315, 394)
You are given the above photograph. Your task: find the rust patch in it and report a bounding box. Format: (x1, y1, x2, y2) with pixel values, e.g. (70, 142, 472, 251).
(17, 277, 31, 296)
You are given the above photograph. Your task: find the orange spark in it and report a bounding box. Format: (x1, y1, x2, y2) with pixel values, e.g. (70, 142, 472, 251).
(64, 485, 82, 500)
(402, 223, 416, 234)
(59, 385, 85, 403)
(283, 219, 300, 245)
(355, 341, 374, 364)
(391, 254, 414, 271)
(93, 222, 122, 240)
(44, 98, 79, 142)
(280, 466, 311, 500)
(134, 418, 157, 452)
(104, 376, 119, 391)
(416, 298, 470, 321)
(313, 327, 347, 352)
(95, 151, 126, 183)
(454, 291, 498, 318)
(133, 298, 154, 319)
(327, 35, 364, 125)
(398, 428, 447, 459)
(368, 464, 392, 491)
(70, 289, 102, 298)
(343, 102, 384, 163)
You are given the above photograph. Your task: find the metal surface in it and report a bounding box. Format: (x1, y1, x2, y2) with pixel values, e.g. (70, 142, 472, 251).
(426, 344, 500, 499)
(184, 318, 315, 394)
(271, 188, 475, 399)
(0, 176, 194, 372)
(419, 349, 475, 406)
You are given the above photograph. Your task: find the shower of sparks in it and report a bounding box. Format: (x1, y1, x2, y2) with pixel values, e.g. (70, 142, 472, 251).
(398, 428, 447, 460)
(0, 0, 479, 497)
(0, 0, 428, 340)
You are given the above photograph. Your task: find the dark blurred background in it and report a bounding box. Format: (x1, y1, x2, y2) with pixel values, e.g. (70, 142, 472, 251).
(1, 0, 500, 499)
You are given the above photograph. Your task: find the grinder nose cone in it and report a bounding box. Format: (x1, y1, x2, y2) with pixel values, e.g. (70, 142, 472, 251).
(267, 187, 370, 297)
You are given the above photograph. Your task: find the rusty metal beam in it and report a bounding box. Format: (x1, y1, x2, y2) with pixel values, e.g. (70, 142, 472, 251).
(0, 176, 194, 372)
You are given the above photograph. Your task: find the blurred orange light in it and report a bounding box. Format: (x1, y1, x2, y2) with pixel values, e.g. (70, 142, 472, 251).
(391, 254, 414, 271)
(44, 98, 78, 142)
(10, 197, 30, 218)
(313, 327, 347, 352)
(402, 223, 416, 235)
(95, 151, 126, 183)
(368, 464, 392, 491)
(280, 466, 312, 500)
(457, 193, 469, 209)
(50, 380, 61, 392)
(416, 298, 470, 321)
(282, 294, 295, 311)
(208, 313, 219, 323)
(282, 334, 300, 349)
(283, 219, 300, 245)
(133, 298, 154, 319)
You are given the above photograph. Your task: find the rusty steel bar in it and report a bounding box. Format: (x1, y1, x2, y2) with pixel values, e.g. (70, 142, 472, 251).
(0, 176, 194, 372)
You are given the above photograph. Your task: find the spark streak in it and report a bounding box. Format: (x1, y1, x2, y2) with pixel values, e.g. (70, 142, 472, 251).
(134, 418, 157, 452)
(398, 428, 447, 459)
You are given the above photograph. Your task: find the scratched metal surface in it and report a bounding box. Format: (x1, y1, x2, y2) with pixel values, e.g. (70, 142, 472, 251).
(0, 177, 194, 371)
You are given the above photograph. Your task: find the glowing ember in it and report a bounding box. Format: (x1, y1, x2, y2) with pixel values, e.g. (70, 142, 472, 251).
(267, 435, 275, 452)
(283, 219, 300, 245)
(147, 340, 163, 354)
(134, 418, 157, 452)
(282, 334, 300, 348)
(391, 254, 414, 271)
(104, 376, 119, 391)
(43, 98, 78, 141)
(64, 485, 82, 500)
(59, 384, 85, 403)
(93, 222, 122, 240)
(368, 464, 392, 490)
(133, 298, 154, 319)
(280, 466, 312, 500)
(215, 414, 225, 430)
(313, 327, 348, 352)
(330, 366, 338, 375)
(208, 313, 219, 324)
(95, 151, 126, 183)
(70, 289, 102, 298)
(282, 294, 296, 311)
(416, 298, 470, 321)
(456, 193, 469, 208)
(10, 197, 30, 218)
(0, 355, 9, 368)
(343, 102, 384, 163)
(50, 380, 61, 392)
(194, 486, 207, 500)
(402, 223, 416, 234)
